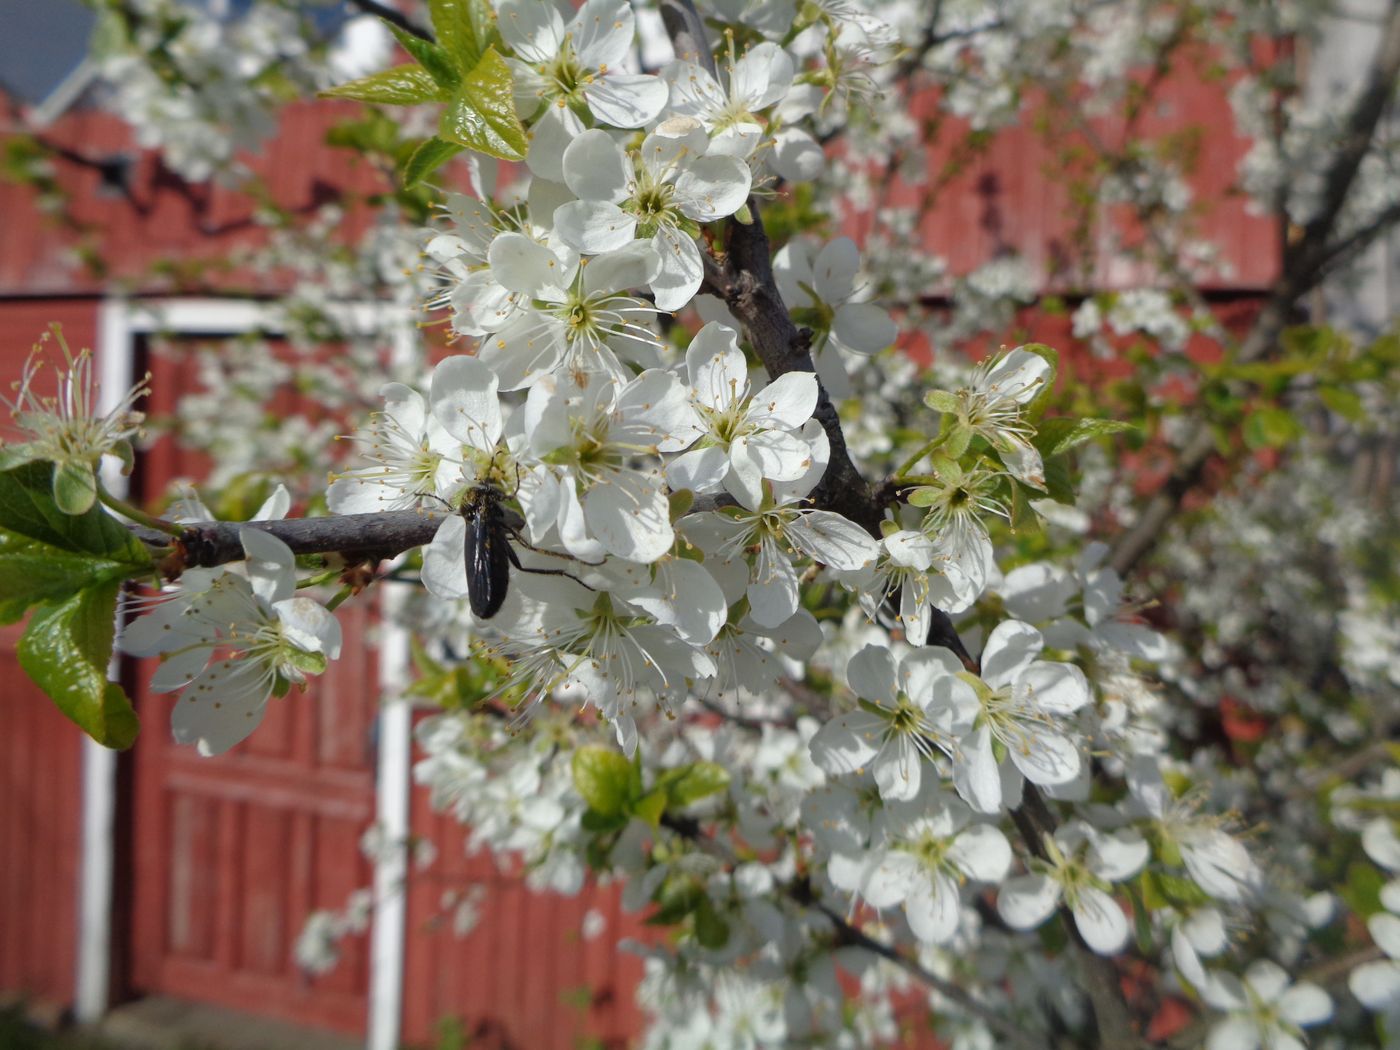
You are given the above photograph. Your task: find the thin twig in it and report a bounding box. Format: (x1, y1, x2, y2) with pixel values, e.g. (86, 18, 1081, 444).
(342, 0, 433, 42)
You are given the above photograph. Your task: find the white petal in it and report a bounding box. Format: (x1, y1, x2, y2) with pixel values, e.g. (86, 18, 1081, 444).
(983, 347, 1051, 405)
(788, 510, 879, 571)
(686, 322, 747, 407)
(1277, 983, 1331, 1026)
(430, 355, 502, 451)
(583, 470, 673, 562)
(847, 644, 897, 706)
(667, 444, 729, 493)
(1351, 960, 1400, 1012)
(997, 873, 1059, 930)
(1372, 912, 1400, 959)
(808, 710, 883, 777)
(748, 547, 800, 627)
(1072, 886, 1129, 954)
(240, 528, 295, 605)
(272, 597, 342, 659)
(554, 200, 638, 254)
(1022, 660, 1091, 714)
(874, 736, 922, 801)
(487, 232, 569, 297)
(771, 126, 824, 182)
(731, 42, 793, 110)
(744, 429, 813, 482)
(748, 371, 818, 430)
(1205, 1017, 1260, 1050)
(674, 154, 751, 221)
(980, 620, 1044, 689)
(498, 0, 564, 63)
(583, 240, 662, 296)
(997, 435, 1046, 490)
(525, 106, 584, 183)
(861, 850, 919, 909)
(584, 73, 669, 128)
(641, 117, 708, 168)
(905, 870, 961, 944)
(421, 515, 469, 600)
(953, 725, 1003, 814)
(724, 437, 765, 509)
(570, 0, 634, 70)
(171, 659, 270, 756)
(813, 237, 860, 303)
(1363, 818, 1400, 872)
(477, 313, 563, 392)
(1000, 562, 1074, 622)
(1090, 829, 1150, 882)
(1009, 726, 1082, 787)
(562, 129, 633, 203)
(1243, 959, 1290, 1003)
(832, 302, 896, 355)
(949, 823, 1012, 883)
(648, 226, 704, 311)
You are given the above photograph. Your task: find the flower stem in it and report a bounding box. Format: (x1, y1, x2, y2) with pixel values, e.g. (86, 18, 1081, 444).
(97, 483, 183, 537)
(893, 433, 946, 480)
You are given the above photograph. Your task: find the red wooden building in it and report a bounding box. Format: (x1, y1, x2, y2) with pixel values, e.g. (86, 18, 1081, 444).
(11, 3, 1380, 1046)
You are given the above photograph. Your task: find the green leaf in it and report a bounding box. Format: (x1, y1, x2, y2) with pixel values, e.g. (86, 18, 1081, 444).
(662, 762, 731, 808)
(0, 529, 148, 625)
(52, 458, 97, 515)
(388, 24, 461, 91)
(17, 579, 139, 749)
(0, 462, 152, 564)
(1042, 455, 1075, 505)
(571, 746, 634, 817)
(430, 0, 499, 71)
(404, 136, 465, 187)
(1033, 417, 1136, 457)
(1243, 406, 1304, 450)
(320, 63, 451, 105)
(1319, 385, 1366, 422)
(632, 790, 667, 828)
(693, 899, 730, 949)
(1343, 860, 1386, 919)
(438, 47, 528, 161)
(1008, 480, 1041, 533)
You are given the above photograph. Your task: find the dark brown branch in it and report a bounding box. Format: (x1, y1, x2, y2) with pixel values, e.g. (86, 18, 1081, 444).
(342, 0, 433, 42)
(659, 0, 715, 73)
(1108, 0, 1400, 577)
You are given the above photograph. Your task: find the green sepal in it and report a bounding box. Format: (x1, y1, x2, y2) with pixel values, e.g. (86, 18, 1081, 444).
(438, 47, 528, 161)
(320, 62, 451, 105)
(922, 389, 960, 414)
(389, 24, 461, 92)
(905, 486, 939, 508)
(668, 488, 695, 523)
(404, 136, 465, 187)
(0, 442, 42, 473)
(53, 459, 98, 515)
(944, 421, 972, 459)
(17, 579, 140, 749)
(285, 648, 329, 676)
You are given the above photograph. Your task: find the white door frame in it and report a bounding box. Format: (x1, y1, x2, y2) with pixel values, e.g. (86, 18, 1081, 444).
(83, 297, 413, 1050)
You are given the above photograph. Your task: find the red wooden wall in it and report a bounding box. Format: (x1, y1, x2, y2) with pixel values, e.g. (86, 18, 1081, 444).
(0, 299, 97, 1014)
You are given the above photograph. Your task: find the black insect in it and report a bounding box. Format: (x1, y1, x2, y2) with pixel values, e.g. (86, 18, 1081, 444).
(460, 481, 519, 620)
(457, 479, 597, 619)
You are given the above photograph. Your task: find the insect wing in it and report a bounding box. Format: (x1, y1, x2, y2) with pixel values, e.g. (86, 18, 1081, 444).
(465, 503, 512, 619)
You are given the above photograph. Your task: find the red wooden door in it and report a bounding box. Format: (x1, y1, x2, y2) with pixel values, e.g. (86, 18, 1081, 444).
(124, 334, 380, 1035)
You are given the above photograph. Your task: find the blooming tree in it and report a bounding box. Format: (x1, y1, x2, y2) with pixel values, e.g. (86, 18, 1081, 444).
(5, 0, 1400, 1046)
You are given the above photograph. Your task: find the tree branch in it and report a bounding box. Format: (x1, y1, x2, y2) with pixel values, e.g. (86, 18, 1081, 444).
(1108, 0, 1400, 577)
(341, 0, 433, 42)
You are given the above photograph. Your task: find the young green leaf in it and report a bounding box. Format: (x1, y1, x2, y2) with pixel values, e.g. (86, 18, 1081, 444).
(0, 462, 153, 565)
(320, 63, 451, 105)
(438, 47, 528, 161)
(388, 24, 461, 92)
(430, 0, 499, 72)
(17, 579, 140, 749)
(404, 136, 465, 187)
(571, 746, 635, 817)
(1032, 417, 1136, 458)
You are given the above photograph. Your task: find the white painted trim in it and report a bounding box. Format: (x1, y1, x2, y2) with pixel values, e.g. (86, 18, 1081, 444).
(368, 584, 412, 1050)
(75, 298, 138, 1022)
(73, 296, 416, 1035)
(29, 59, 98, 129)
(366, 317, 419, 1050)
